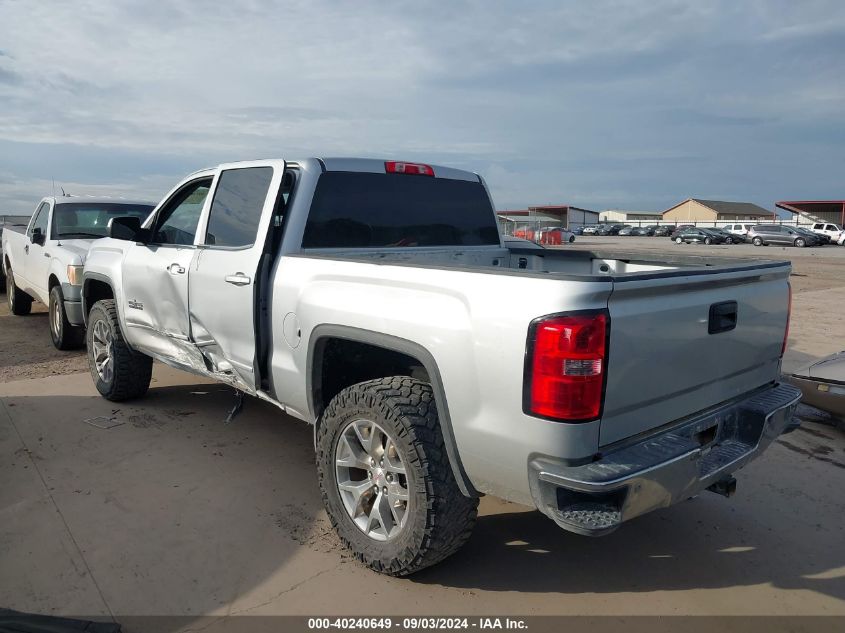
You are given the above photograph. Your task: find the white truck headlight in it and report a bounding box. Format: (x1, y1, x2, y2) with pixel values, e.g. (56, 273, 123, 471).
(67, 265, 84, 286)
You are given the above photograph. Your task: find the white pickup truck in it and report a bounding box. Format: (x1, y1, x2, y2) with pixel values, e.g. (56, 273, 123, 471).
(82, 158, 800, 575)
(2, 196, 153, 348)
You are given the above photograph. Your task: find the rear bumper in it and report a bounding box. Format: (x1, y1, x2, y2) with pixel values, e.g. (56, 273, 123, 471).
(528, 382, 801, 536)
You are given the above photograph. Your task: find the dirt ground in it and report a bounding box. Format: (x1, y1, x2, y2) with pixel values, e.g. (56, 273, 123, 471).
(1, 239, 843, 628)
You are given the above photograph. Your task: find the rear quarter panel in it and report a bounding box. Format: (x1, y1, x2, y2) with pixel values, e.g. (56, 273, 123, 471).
(271, 254, 613, 504)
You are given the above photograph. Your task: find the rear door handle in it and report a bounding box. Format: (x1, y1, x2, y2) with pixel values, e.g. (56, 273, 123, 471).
(24, 245, 29, 254)
(224, 273, 251, 286)
(167, 263, 186, 275)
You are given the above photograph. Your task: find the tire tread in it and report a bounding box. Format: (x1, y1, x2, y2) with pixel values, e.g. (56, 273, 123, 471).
(317, 376, 478, 576)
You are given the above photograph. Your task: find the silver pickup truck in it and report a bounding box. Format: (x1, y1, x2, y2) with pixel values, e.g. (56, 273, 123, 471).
(3, 197, 153, 348)
(82, 158, 800, 576)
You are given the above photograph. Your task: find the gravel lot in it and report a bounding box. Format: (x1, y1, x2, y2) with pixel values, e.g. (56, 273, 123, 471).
(1, 239, 843, 625)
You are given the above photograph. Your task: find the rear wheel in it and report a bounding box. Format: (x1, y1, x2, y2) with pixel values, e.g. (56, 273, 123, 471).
(795, 238, 806, 248)
(49, 286, 85, 350)
(752, 237, 763, 246)
(6, 267, 32, 316)
(317, 377, 478, 576)
(675, 237, 683, 244)
(86, 299, 152, 401)
(568, 235, 575, 243)
(704, 237, 712, 245)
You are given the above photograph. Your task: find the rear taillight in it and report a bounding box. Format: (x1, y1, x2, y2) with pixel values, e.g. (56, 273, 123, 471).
(781, 282, 792, 356)
(524, 311, 609, 422)
(385, 161, 434, 176)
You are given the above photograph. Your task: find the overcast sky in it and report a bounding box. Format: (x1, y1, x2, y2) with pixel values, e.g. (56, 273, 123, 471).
(1, 0, 843, 214)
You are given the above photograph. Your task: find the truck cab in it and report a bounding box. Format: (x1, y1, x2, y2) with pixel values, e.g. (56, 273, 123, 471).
(2, 196, 154, 348)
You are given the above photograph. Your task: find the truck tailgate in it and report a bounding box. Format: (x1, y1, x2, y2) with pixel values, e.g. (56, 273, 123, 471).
(600, 263, 790, 446)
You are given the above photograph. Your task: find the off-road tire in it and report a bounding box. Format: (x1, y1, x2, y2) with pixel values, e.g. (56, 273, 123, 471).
(49, 285, 85, 350)
(86, 299, 152, 401)
(317, 377, 479, 576)
(6, 266, 32, 315)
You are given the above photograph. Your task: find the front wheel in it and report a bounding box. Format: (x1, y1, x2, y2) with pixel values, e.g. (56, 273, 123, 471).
(675, 237, 683, 244)
(49, 286, 85, 350)
(317, 377, 479, 576)
(704, 237, 712, 245)
(6, 267, 32, 315)
(86, 299, 152, 401)
(795, 238, 806, 248)
(568, 235, 575, 243)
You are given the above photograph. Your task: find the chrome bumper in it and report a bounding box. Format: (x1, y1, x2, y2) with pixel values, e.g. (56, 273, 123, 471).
(528, 383, 802, 536)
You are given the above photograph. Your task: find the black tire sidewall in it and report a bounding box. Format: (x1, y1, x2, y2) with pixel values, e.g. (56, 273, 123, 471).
(318, 394, 427, 569)
(48, 285, 73, 349)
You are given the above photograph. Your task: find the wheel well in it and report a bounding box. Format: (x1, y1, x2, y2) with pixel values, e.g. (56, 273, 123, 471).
(83, 279, 114, 317)
(311, 337, 430, 420)
(48, 274, 60, 290)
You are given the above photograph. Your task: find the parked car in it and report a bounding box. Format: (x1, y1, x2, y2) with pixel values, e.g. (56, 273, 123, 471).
(595, 223, 625, 235)
(709, 228, 744, 244)
(748, 224, 820, 247)
(2, 197, 154, 348)
(839, 232, 845, 246)
(668, 225, 695, 239)
(570, 226, 585, 236)
(82, 157, 798, 576)
(581, 225, 599, 235)
(722, 223, 755, 239)
(788, 351, 845, 418)
(537, 227, 575, 245)
(810, 222, 843, 243)
(0, 214, 31, 286)
(632, 225, 656, 236)
(617, 225, 635, 236)
(673, 228, 727, 245)
(794, 227, 828, 245)
(652, 225, 672, 237)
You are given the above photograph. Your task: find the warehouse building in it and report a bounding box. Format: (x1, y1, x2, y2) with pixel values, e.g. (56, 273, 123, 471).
(776, 200, 845, 226)
(599, 209, 662, 223)
(663, 198, 775, 222)
(497, 204, 599, 235)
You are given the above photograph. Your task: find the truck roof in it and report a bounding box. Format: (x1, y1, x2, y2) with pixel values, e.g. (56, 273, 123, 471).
(195, 157, 482, 183)
(48, 196, 155, 206)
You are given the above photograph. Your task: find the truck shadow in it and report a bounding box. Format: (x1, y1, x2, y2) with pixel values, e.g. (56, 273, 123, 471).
(413, 496, 845, 601)
(3, 377, 844, 618)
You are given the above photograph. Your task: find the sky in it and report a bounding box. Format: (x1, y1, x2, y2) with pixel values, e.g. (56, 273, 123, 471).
(0, 0, 843, 215)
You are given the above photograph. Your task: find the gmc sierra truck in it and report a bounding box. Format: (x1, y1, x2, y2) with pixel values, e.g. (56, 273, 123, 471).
(3, 197, 153, 349)
(81, 158, 800, 575)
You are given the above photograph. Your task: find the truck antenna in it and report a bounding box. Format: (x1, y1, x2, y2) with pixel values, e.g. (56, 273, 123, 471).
(52, 177, 56, 197)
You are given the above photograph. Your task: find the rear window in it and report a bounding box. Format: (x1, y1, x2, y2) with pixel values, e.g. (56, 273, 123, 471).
(302, 171, 500, 248)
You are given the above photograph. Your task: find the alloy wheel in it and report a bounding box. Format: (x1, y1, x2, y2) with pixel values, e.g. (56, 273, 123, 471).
(91, 319, 114, 383)
(334, 418, 410, 541)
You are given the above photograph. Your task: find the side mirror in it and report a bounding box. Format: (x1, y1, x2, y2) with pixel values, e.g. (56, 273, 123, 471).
(108, 216, 148, 242)
(31, 227, 46, 246)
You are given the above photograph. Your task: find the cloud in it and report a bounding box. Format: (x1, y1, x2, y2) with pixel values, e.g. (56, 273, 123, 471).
(0, 0, 843, 213)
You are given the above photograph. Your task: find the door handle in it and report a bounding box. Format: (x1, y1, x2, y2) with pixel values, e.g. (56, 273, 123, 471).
(224, 273, 251, 286)
(24, 245, 29, 254)
(167, 263, 186, 275)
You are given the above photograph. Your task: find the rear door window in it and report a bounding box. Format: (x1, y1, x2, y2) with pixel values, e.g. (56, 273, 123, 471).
(204, 167, 274, 248)
(302, 171, 500, 248)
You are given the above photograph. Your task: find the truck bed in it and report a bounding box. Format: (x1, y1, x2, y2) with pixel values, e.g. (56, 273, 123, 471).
(287, 245, 790, 450)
